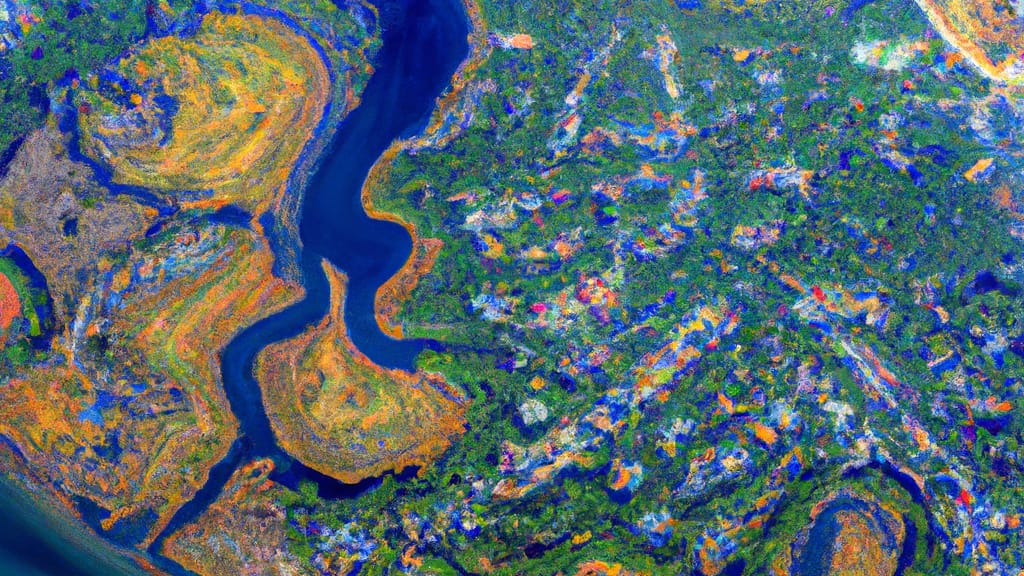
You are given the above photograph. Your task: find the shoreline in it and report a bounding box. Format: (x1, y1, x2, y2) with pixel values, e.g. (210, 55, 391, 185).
(256, 260, 467, 485)
(365, 0, 489, 339)
(269, 0, 383, 282)
(0, 442, 155, 575)
(148, 0, 479, 564)
(0, 1, 380, 569)
(2, 0, 476, 572)
(911, 0, 1022, 85)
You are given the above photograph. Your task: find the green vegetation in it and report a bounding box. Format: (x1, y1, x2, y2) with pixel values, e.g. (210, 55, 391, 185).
(0, 256, 41, 336)
(0, 1, 148, 153)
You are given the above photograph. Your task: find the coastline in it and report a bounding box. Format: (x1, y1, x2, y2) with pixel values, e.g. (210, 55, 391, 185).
(0, 444, 153, 576)
(0, 0, 382, 567)
(2, 0, 476, 572)
(269, 0, 384, 282)
(911, 0, 1022, 85)
(148, 0, 478, 566)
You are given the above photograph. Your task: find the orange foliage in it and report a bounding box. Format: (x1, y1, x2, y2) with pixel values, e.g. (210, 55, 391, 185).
(0, 271, 20, 332)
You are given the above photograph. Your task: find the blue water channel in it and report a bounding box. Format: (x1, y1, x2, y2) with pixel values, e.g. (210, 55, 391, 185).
(0, 0, 468, 573)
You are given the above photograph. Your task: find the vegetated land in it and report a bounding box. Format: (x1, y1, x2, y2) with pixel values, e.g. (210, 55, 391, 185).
(2, 0, 1023, 575)
(283, 0, 1023, 574)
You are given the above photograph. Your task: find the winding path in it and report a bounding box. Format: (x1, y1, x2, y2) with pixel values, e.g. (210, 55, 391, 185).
(148, 0, 469, 572)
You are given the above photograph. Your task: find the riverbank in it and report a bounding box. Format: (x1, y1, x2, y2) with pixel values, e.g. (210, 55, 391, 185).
(150, 0, 473, 570)
(911, 0, 1024, 84)
(366, 0, 489, 339)
(256, 260, 466, 484)
(0, 0, 472, 572)
(0, 446, 150, 576)
(0, 0, 381, 568)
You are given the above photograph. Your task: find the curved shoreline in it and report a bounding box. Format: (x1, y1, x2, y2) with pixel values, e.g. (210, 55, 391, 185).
(0, 440, 156, 576)
(40, 3, 355, 553)
(147, 0, 473, 571)
(256, 260, 467, 484)
(911, 0, 1024, 85)
(1, 0, 473, 573)
(366, 0, 488, 338)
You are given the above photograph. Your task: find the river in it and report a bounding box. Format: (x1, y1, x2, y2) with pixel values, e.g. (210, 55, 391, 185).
(0, 0, 469, 573)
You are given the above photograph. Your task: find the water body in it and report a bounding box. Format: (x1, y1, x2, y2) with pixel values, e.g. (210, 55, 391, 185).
(0, 0, 468, 573)
(148, 0, 469, 566)
(215, 0, 468, 492)
(0, 477, 145, 576)
(792, 462, 934, 576)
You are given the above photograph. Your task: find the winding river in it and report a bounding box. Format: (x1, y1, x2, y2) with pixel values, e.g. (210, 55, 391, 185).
(0, 0, 468, 574)
(150, 0, 469, 566)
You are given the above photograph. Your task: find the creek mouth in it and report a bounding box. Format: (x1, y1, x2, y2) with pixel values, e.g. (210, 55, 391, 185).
(147, 0, 469, 570)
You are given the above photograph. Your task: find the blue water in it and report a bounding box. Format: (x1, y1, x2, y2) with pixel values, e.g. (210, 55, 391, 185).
(214, 0, 467, 491)
(220, 0, 468, 463)
(0, 0, 468, 573)
(791, 462, 932, 576)
(147, 0, 469, 567)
